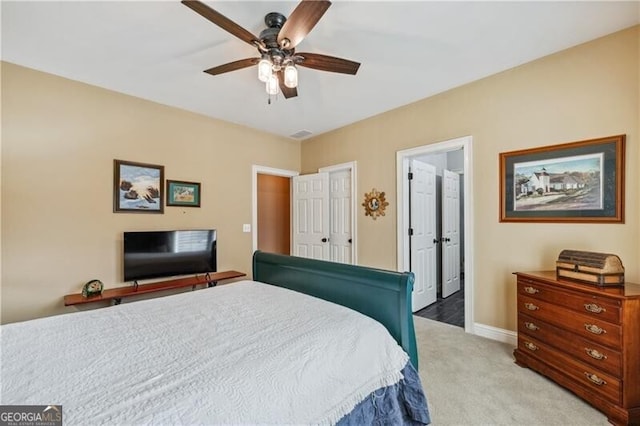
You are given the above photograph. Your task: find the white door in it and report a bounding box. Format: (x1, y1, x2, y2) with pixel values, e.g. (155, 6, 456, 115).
(442, 169, 461, 298)
(292, 173, 330, 260)
(410, 159, 438, 311)
(329, 170, 352, 264)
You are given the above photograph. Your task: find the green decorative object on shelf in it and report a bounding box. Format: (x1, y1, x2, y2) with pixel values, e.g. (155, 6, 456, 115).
(82, 279, 104, 298)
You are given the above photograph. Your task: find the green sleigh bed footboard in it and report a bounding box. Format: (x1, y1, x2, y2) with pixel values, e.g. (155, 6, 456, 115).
(252, 251, 419, 370)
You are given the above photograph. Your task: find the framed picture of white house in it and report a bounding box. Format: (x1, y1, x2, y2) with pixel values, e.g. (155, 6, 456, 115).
(499, 135, 625, 223)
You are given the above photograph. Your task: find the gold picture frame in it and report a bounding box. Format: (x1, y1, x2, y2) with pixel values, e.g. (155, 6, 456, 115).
(363, 188, 389, 220)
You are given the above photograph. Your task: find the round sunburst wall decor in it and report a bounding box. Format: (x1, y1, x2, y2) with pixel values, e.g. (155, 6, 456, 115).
(363, 188, 389, 220)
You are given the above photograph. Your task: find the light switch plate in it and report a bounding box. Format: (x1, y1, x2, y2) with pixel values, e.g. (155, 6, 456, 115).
(242, 224, 251, 233)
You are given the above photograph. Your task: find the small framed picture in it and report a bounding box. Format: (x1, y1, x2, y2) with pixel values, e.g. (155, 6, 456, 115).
(114, 159, 164, 213)
(167, 180, 201, 207)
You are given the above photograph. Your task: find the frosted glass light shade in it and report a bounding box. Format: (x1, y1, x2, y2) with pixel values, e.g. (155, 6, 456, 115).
(266, 73, 279, 95)
(258, 59, 272, 83)
(284, 65, 298, 88)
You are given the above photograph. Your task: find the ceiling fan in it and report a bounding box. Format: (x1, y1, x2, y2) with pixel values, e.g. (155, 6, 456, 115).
(182, 0, 360, 99)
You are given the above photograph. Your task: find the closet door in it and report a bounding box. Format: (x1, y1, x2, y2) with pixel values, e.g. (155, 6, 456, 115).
(292, 173, 330, 260)
(329, 170, 352, 264)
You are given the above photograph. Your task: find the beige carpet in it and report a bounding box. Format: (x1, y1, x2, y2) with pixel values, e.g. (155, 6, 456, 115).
(413, 316, 609, 425)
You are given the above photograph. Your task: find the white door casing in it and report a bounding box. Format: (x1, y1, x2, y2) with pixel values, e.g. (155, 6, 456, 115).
(292, 173, 330, 260)
(328, 170, 352, 264)
(442, 169, 461, 298)
(396, 136, 474, 333)
(410, 159, 438, 311)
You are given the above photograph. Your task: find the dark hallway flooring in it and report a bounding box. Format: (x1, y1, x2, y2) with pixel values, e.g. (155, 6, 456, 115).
(414, 283, 465, 328)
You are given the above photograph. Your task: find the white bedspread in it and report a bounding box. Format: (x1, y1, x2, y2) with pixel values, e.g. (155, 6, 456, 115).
(1, 280, 409, 425)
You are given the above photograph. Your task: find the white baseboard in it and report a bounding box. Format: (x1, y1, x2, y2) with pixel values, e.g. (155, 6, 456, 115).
(473, 322, 517, 346)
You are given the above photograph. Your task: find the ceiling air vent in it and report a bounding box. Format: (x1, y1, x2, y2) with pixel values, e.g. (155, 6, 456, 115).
(289, 129, 313, 139)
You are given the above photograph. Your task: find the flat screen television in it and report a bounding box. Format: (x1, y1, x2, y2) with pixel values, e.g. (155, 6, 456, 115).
(123, 229, 217, 282)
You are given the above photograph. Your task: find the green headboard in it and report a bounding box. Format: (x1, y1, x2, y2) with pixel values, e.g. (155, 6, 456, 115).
(252, 251, 418, 370)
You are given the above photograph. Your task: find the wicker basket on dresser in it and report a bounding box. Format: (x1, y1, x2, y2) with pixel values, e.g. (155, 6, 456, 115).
(513, 271, 640, 426)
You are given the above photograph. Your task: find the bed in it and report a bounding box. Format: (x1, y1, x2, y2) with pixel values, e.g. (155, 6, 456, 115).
(1, 251, 430, 425)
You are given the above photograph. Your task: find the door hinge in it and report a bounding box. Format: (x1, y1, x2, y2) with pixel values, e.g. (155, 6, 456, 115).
(408, 228, 414, 236)
(408, 172, 413, 180)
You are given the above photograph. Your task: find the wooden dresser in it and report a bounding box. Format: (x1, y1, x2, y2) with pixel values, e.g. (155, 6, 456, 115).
(514, 271, 640, 425)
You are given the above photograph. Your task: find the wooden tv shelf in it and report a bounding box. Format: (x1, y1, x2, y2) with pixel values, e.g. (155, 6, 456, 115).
(64, 270, 246, 306)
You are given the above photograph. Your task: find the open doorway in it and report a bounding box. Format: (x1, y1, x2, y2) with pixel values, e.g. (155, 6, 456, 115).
(396, 136, 474, 332)
(252, 166, 299, 254)
(257, 174, 292, 255)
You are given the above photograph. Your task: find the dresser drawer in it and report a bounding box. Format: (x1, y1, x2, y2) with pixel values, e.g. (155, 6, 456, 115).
(518, 334, 621, 404)
(514, 271, 640, 424)
(519, 295, 622, 349)
(518, 313, 622, 376)
(517, 277, 621, 324)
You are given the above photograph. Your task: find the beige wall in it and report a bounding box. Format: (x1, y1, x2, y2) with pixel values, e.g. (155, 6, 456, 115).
(2, 27, 638, 330)
(301, 26, 639, 331)
(1, 62, 300, 324)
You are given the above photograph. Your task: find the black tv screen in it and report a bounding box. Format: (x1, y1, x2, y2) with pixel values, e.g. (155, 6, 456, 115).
(124, 230, 217, 281)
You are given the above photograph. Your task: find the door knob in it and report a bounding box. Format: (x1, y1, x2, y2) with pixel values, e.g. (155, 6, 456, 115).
(348, 239, 352, 243)
(433, 238, 440, 244)
(321, 238, 328, 243)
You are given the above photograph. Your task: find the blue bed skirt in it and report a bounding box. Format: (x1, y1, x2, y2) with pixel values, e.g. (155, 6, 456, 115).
(337, 361, 431, 425)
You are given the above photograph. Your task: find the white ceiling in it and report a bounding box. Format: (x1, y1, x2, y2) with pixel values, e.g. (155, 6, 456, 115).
(2, 1, 638, 140)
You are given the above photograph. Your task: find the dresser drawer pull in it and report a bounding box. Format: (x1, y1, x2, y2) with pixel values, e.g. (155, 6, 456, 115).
(584, 303, 606, 314)
(584, 324, 606, 335)
(524, 342, 538, 351)
(585, 348, 607, 360)
(524, 322, 540, 331)
(524, 286, 539, 295)
(524, 303, 539, 311)
(584, 372, 607, 386)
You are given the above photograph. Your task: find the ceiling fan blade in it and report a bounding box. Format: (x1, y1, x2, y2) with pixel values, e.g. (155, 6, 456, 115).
(297, 52, 360, 75)
(277, 70, 298, 99)
(277, 0, 331, 49)
(182, 0, 259, 47)
(204, 58, 260, 76)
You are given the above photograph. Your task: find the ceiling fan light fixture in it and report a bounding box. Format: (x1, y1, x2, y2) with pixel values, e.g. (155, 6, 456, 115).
(183, 0, 360, 101)
(258, 57, 272, 82)
(266, 73, 280, 95)
(284, 64, 298, 88)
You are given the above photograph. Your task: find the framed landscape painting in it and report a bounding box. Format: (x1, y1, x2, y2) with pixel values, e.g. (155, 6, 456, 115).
(113, 160, 164, 213)
(499, 135, 625, 223)
(166, 180, 201, 207)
